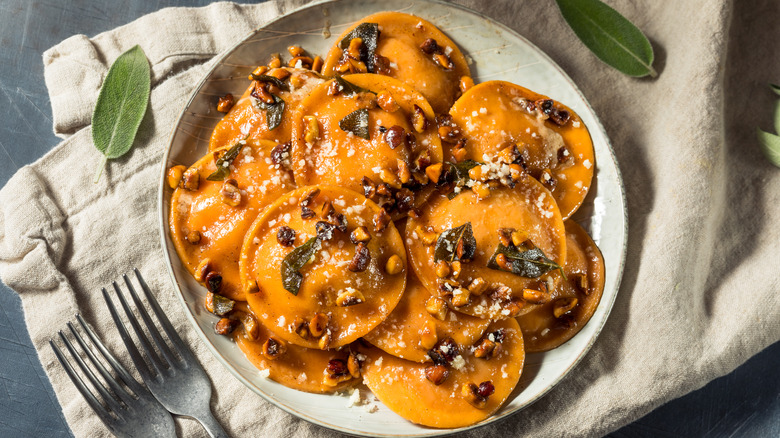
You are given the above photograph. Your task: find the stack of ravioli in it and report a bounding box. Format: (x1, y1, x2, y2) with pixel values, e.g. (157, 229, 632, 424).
(168, 11, 605, 428)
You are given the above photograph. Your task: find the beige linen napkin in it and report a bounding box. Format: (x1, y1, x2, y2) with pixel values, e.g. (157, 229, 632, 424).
(1, 0, 778, 437)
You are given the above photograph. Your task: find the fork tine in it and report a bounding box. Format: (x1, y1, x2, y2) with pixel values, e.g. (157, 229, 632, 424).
(111, 281, 168, 377)
(76, 314, 146, 397)
(102, 287, 155, 381)
(122, 274, 178, 367)
(50, 340, 113, 424)
(133, 268, 193, 360)
(66, 321, 135, 407)
(57, 330, 125, 417)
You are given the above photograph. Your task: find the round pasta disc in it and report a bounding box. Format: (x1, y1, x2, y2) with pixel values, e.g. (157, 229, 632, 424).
(240, 185, 407, 349)
(449, 80, 595, 220)
(290, 73, 442, 195)
(516, 220, 605, 353)
(363, 269, 490, 363)
(321, 11, 471, 114)
(360, 318, 524, 428)
(209, 67, 324, 151)
(169, 140, 295, 301)
(405, 181, 566, 320)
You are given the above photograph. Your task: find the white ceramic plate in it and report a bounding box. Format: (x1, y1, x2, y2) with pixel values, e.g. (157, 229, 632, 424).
(158, 0, 627, 435)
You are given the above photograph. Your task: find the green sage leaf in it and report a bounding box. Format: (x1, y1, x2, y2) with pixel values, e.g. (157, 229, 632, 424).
(210, 294, 235, 316)
(756, 128, 780, 168)
(339, 22, 379, 72)
(91, 45, 151, 183)
(251, 74, 289, 91)
(774, 100, 780, 135)
(334, 76, 373, 96)
(339, 108, 370, 139)
(434, 222, 476, 263)
(487, 243, 564, 278)
(770, 83, 780, 96)
(207, 141, 244, 181)
(556, 0, 657, 78)
(281, 236, 322, 295)
(253, 94, 285, 131)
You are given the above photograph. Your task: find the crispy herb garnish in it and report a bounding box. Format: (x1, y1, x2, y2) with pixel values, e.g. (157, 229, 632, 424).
(446, 160, 482, 199)
(434, 222, 476, 262)
(250, 74, 289, 91)
(339, 22, 379, 72)
(334, 76, 373, 96)
(254, 94, 285, 131)
(207, 141, 244, 181)
(281, 236, 322, 295)
(487, 242, 564, 278)
(339, 108, 370, 139)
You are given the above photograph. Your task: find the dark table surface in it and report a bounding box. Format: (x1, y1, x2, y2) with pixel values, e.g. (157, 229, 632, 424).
(0, 0, 778, 437)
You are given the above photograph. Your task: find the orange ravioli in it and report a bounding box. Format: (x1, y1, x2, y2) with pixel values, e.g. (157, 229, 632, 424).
(290, 74, 442, 195)
(239, 185, 407, 349)
(360, 318, 524, 428)
(449, 80, 595, 220)
(516, 220, 605, 352)
(322, 11, 471, 114)
(169, 140, 295, 301)
(363, 270, 490, 363)
(406, 181, 566, 320)
(209, 68, 324, 151)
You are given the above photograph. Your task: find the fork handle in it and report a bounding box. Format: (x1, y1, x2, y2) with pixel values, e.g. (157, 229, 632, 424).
(192, 409, 229, 438)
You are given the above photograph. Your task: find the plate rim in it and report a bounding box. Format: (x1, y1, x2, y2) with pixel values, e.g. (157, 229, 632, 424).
(157, 0, 629, 436)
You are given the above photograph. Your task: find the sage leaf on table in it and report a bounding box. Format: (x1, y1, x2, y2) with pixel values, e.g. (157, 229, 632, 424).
(91, 45, 151, 183)
(770, 83, 780, 96)
(756, 129, 780, 168)
(556, 0, 657, 78)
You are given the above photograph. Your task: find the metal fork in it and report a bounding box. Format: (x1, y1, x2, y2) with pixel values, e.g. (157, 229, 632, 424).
(103, 269, 228, 438)
(49, 314, 176, 438)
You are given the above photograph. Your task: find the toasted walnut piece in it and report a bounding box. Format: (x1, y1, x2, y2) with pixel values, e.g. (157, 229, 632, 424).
(356, 92, 378, 110)
(252, 81, 275, 104)
(309, 313, 329, 338)
(347, 352, 361, 378)
(509, 164, 524, 182)
(553, 297, 578, 318)
(411, 105, 428, 133)
(523, 288, 551, 304)
(473, 338, 497, 359)
(459, 76, 475, 93)
(242, 314, 260, 341)
(348, 243, 371, 272)
(435, 260, 451, 278)
(385, 254, 404, 275)
(347, 37, 363, 59)
(379, 168, 402, 189)
(438, 124, 461, 143)
(372, 53, 392, 75)
(450, 288, 470, 307)
(574, 274, 590, 295)
(395, 159, 412, 185)
(300, 187, 320, 219)
(498, 145, 521, 164)
(468, 165, 484, 181)
(467, 277, 487, 296)
(425, 364, 449, 385)
(429, 337, 460, 366)
(540, 168, 557, 190)
(318, 332, 332, 350)
(194, 258, 211, 282)
(461, 382, 488, 408)
(503, 299, 525, 317)
(276, 226, 296, 247)
(315, 221, 337, 241)
(472, 181, 491, 200)
(414, 150, 432, 171)
(415, 226, 438, 246)
(452, 143, 468, 162)
(437, 279, 460, 298)
(375, 91, 399, 112)
(383, 125, 406, 150)
(495, 253, 512, 271)
(419, 321, 438, 350)
(303, 115, 320, 144)
(350, 226, 371, 244)
(270, 141, 291, 167)
(185, 230, 201, 244)
(267, 53, 282, 68)
(450, 261, 462, 279)
(336, 288, 365, 307)
(215, 318, 239, 335)
(373, 208, 391, 233)
(311, 55, 323, 73)
(327, 80, 342, 96)
(167, 165, 186, 189)
(288, 45, 305, 57)
(324, 359, 353, 385)
(425, 296, 449, 321)
(292, 317, 310, 339)
(268, 68, 291, 80)
(182, 168, 200, 191)
(251, 65, 269, 78)
(511, 230, 528, 247)
(420, 38, 440, 54)
(433, 52, 454, 70)
(205, 272, 222, 294)
(217, 93, 235, 113)
(220, 179, 242, 207)
(425, 163, 443, 183)
(497, 228, 514, 247)
(557, 146, 571, 164)
(289, 56, 313, 69)
(262, 337, 287, 360)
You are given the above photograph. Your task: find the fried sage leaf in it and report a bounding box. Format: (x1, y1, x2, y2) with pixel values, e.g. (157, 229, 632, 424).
(339, 108, 370, 139)
(434, 222, 476, 263)
(487, 243, 564, 278)
(207, 141, 244, 181)
(339, 22, 379, 72)
(252, 93, 285, 131)
(251, 74, 289, 91)
(756, 128, 780, 168)
(281, 236, 322, 295)
(334, 75, 373, 96)
(92, 45, 151, 183)
(211, 293, 235, 316)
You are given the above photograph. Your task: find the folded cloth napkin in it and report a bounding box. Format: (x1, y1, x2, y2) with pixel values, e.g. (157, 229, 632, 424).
(1, 0, 778, 436)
